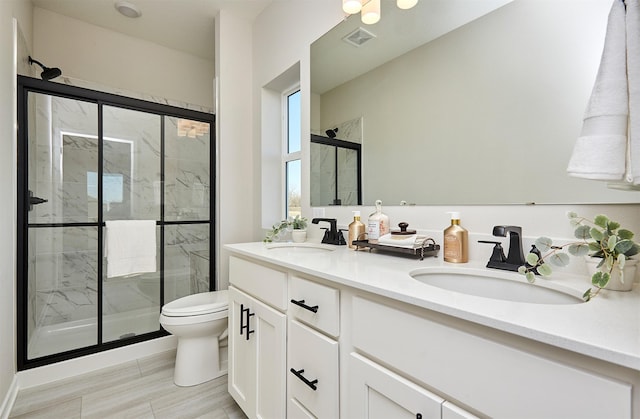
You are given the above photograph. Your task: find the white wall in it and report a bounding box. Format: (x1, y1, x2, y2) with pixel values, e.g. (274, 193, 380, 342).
(252, 0, 345, 233)
(0, 0, 32, 413)
(215, 9, 255, 288)
(33, 8, 215, 109)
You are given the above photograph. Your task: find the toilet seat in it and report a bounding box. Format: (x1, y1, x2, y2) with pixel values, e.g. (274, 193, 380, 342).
(162, 290, 228, 317)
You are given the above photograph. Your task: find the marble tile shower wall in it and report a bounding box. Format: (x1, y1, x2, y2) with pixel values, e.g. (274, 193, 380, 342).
(311, 117, 361, 206)
(164, 116, 210, 221)
(27, 94, 210, 342)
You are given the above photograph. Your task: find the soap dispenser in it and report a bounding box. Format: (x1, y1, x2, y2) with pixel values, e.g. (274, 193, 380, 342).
(443, 211, 468, 263)
(348, 211, 366, 249)
(367, 200, 390, 244)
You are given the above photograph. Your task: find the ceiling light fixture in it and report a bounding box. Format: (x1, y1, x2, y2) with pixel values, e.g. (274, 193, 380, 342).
(344, 0, 418, 25)
(342, 0, 362, 14)
(360, 0, 380, 25)
(114, 1, 142, 18)
(396, 0, 418, 10)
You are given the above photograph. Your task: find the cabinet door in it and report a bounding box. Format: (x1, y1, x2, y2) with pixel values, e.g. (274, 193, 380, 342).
(228, 286, 287, 419)
(348, 352, 444, 419)
(228, 286, 257, 416)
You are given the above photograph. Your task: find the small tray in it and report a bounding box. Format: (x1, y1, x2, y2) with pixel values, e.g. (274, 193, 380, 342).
(352, 238, 440, 260)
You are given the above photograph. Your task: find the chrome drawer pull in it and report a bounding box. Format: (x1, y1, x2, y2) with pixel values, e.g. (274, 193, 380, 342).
(289, 368, 318, 391)
(290, 299, 319, 313)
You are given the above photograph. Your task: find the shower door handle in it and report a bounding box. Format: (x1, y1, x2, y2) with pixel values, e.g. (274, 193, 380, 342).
(28, 190, 48, 211)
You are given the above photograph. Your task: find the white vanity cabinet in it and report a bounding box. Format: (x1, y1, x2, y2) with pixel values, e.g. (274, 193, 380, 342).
(228, 256, 287, 419)
(287, 275, 340, 418)
(350, 296, 633, 419)
(226, 245, 640, 419)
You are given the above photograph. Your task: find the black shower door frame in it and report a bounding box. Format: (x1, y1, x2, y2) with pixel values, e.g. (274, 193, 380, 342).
(16, 75, 216, 370)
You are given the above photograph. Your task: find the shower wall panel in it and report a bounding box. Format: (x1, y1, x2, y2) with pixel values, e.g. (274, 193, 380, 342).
(164, 116, 210, 221)
(164, 224, 210, 304)
(103, 105, 161, 221)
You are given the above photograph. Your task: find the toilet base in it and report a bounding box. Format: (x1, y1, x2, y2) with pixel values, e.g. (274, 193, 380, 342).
(174, 335, 226, 386)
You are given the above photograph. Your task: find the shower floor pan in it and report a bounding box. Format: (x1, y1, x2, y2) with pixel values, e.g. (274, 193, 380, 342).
(27, 306, 161, 359)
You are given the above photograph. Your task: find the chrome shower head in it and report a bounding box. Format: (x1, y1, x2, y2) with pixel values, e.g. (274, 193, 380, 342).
(28, 56, 62, 81)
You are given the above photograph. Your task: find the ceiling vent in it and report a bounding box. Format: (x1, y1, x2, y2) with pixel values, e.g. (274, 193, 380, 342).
(342, 27, 376, 47)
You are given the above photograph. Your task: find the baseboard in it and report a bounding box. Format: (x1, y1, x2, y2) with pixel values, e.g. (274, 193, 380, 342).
(17, 335, 177, 389)
(0, 375, 19, 419)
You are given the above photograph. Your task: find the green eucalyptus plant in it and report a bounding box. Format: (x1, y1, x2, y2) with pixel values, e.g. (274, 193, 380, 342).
(263, 216, 308, 242)
(519, 212, 640, 301)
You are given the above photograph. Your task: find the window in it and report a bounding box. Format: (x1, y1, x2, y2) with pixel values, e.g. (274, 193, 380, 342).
(284, 89, 301, 219)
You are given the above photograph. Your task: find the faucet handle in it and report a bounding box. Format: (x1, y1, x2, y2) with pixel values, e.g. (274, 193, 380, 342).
(479, 240, 506, 263)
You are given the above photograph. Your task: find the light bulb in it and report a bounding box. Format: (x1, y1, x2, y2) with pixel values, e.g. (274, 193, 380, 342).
(397, 0, 418, 10)
(361, 0, 380, 24)
(343, 0, 362, 14)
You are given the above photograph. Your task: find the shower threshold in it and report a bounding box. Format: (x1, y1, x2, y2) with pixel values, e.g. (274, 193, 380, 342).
(27, 306, 161, 360)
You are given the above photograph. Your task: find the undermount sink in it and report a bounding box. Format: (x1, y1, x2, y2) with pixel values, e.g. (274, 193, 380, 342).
(265, 242, 336, 254)
(410, 268, 584, 305)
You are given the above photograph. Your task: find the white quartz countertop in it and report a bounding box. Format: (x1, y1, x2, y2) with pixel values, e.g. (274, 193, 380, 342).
(225, 241, 640, 371)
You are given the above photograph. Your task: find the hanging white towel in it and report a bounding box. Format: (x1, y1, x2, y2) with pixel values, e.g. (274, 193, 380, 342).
(567, 0, 628, 180)
(105, 220, 157, 278)
(627, 0, 640, 183)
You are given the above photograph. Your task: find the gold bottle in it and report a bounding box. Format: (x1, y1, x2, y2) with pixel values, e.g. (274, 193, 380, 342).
(443, 212, 468, 263)
(348, 211, 366, 249)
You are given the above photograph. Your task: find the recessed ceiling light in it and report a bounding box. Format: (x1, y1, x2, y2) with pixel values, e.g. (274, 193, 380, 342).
(114, 1, 142, 18)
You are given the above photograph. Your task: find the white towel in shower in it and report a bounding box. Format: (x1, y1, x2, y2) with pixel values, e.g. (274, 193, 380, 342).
(105, 220, 157, 278)
(567, 0, 628, 180)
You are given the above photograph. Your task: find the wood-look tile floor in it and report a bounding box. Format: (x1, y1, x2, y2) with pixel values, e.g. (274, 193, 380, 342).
(9, 349, 247, 419)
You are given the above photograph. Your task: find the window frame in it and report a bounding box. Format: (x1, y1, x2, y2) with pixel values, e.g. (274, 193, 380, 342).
(282, 86, 301, 220)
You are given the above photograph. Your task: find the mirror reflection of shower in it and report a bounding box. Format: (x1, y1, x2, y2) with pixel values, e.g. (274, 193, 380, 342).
(61, 132, 134, 217)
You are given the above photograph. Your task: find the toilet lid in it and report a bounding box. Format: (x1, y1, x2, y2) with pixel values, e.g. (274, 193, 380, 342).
(162, 290, 228, 317)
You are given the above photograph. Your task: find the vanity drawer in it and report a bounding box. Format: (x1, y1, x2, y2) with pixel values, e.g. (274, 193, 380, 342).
(289, 275, 340, 337)
(288, 319, 339, 418)
(229, 256, 287, 310)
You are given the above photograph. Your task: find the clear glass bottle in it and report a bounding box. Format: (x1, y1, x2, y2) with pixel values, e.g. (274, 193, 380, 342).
(367, 200, 390, 244)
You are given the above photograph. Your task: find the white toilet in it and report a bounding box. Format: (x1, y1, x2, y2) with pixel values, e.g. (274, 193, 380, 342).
(159, 290, 229, 387)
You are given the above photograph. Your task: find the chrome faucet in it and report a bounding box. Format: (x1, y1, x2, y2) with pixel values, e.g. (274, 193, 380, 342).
(480, 225, 525, 272)
(311, 218, 346, 245)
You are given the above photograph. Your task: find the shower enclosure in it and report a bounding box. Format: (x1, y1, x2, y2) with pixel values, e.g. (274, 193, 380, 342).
(16, 76, 215, 369)
(310, 134, 362, 206)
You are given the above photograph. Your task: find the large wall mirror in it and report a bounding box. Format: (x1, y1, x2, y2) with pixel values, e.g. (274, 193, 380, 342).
(311, 0, 639, 205)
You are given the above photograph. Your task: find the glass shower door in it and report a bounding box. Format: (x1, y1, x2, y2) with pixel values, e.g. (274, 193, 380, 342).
(25, 92, 100, 359)
(101, 106, 162, 343)
(18, 76, 214, 369)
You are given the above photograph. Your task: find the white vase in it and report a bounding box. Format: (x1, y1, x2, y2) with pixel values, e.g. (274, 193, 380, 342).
(584, 257, 638, 292)
(291, 229, 307, 243)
